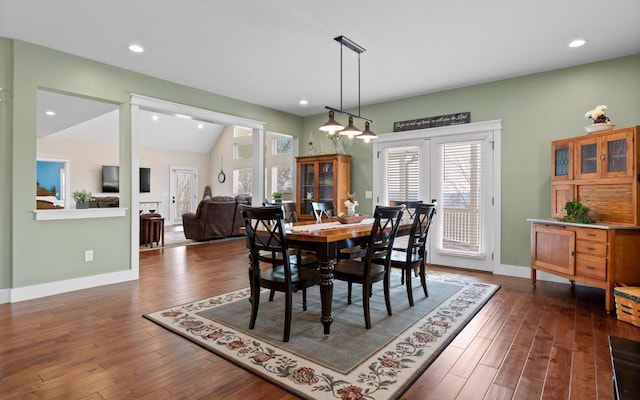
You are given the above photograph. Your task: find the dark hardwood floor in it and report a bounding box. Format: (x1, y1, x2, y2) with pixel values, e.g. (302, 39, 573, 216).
(2, 238, 639, 399)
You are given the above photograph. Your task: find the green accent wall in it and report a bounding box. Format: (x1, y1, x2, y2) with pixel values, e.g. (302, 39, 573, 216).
(301, 54, 640, 269)
(2, 38, 302, 289)
(1, 35, 639, 292)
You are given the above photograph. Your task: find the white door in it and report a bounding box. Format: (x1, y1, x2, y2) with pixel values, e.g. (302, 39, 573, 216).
(375, 122, 499, 272)
(169, 166, 198, 225)
(429, 132, 495, 271)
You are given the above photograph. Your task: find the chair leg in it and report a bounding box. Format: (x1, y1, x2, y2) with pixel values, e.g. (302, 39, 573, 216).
(269, 289, 275, 302)
(384, 270, 393, 316)
(362, 283, 371, 329)
(249, 282, 260, 330)
(420, 261, 429, 298)
(302, 287, 308, 311)
(347, 282, 353, 304)
(405, 267, 415, 307)
(283, 290, 292, 342)
(400, 269, 405, 284)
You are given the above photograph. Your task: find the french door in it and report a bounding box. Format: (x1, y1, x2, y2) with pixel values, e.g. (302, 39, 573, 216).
(169, 166, 198, 225)
(375, 122, 499, 272)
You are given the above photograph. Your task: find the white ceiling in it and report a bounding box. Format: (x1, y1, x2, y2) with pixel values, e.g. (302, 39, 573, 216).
(2, 0, 639, 119)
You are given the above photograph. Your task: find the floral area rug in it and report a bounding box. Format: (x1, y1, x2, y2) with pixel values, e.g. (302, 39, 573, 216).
(144, 275, 499, 399)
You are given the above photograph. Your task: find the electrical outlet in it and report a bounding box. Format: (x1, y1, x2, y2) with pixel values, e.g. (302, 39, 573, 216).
(84, 250, 93, 262)
(365, 191, 373, 199)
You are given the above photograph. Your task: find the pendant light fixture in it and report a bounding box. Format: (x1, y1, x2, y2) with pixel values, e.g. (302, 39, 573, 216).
(319, 35, 376, 145)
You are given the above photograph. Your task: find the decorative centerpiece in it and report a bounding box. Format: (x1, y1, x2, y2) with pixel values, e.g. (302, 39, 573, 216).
(584, 104, 615, 133)
(559, 200, 595, 224)
(337, 193, 366, 224)
(73, 189, 92, 209)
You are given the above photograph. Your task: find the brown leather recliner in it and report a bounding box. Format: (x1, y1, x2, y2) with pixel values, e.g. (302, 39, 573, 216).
(182, 197, 238, 241)
(232, 195, 251, 236)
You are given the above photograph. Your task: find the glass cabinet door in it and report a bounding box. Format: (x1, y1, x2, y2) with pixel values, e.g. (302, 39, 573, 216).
(299, 163, 315, 216)
(601, 130, 633, 178)
(551, 140, 573, 181)
(318, 161, 334, 202)
(575, 137, 599, 179)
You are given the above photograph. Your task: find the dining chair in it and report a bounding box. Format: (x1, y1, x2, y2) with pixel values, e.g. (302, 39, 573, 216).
(241, 205, 320, 342)
(385, 202, 437, 306)
(264, 201, 317, 268)
(332, 205, 404, 329)
(311, 201, 335, 222)
(389, 199, 434, 283)
(312, 200, 366, 260)
(264, 201, 298, 223)
(389, 200, 423, 220)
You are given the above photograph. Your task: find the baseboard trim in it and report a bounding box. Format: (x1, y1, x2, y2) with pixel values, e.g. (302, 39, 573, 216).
(0, 263, 573, 304)
(8, 269, 138, 303)
(495, 263, 571, 284)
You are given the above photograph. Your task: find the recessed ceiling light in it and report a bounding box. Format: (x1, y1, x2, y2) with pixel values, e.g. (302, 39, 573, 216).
(128, 43, 144, 53)
(151, 115, 159, 121)
(45, 110, 56, 116)
(299, 99, 308, 105)
(197, 123, 204, 129)
(569, 39, 587, 48)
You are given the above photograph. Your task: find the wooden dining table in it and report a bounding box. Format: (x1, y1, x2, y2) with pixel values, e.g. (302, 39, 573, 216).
(286, 218, 411, 336)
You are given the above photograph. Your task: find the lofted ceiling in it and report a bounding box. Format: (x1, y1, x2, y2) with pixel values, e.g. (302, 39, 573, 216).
(37, 90, 225, 154)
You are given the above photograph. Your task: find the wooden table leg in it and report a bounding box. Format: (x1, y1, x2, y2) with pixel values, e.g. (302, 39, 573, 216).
(318, 243, 336, 336)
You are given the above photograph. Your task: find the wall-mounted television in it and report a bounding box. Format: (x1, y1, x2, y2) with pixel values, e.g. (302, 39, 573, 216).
(102, 165, 119, 193)
(140, 167, 151, 193)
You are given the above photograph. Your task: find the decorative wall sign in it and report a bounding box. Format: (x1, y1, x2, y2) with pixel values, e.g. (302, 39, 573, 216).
(393, 112, 470, 132)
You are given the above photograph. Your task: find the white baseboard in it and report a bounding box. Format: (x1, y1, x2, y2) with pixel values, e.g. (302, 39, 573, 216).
(0, 263, 572, 304)
(8, 269, 139, 303)
(495, 263, 572, 284)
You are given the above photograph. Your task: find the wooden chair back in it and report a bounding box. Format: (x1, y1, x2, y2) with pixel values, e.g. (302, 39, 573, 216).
(311, 201, 336, 222)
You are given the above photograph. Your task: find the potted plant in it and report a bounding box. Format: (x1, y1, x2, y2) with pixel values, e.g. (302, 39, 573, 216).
(271, 191, 283, 203)
(72, 189, 92, 209)
(559, 200, 595, 224)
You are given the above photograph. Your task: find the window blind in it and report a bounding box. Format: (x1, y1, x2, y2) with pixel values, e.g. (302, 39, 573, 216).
(381, 146, 420, 205)
(440, 140, 484, 254)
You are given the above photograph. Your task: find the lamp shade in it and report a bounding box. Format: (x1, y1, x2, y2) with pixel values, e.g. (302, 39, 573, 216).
(339, 116, 361, 138)
(319, 111, 344, 133)
(356, 121, 377, 142)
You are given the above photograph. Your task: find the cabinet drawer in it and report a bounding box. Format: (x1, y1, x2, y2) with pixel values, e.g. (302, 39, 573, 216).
(576, 240, 607, 257)
(575, 253, 607, 280)
(576, 228, 607, 243)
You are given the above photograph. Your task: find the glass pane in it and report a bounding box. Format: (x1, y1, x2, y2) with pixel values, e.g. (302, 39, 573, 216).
(175, 172, 193, 216)
(580, 143, 597, 174)
(233, 168, 252, 195)
(441, 141, 483, 254)
(555, 148, 569, 176)
(300, 163, 315, 215)
(607, 138, 627, 172)
(382, 146, 420, 204)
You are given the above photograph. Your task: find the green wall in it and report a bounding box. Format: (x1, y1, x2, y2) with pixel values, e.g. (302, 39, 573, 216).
(2, 35, 639, 293)
(0, 39, 12, 291)
(2, 38, 302, 289)
(301, 54, 640, 269)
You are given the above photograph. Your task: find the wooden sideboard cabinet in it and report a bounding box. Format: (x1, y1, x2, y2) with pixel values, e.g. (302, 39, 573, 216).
(295, 153, 351, 220)
(529, 219, 640, 313)
(551, 125, 640, 225)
